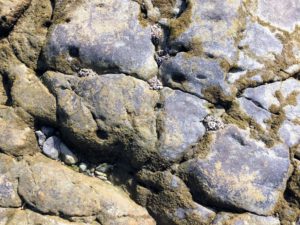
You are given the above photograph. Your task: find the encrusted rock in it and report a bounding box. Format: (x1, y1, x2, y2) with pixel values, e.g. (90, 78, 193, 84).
(42, 0, 158, 80)
(18, 154, 155, 224)
(203, 115, 225, 131)
(179, 125, 291, 215)
(0, 106, 39, 156)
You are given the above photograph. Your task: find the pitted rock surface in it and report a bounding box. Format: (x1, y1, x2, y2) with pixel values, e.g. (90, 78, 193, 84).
(0, 0, 300, 224)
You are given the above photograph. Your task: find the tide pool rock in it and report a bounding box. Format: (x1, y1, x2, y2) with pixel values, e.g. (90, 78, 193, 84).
(179, 125, 291, 215)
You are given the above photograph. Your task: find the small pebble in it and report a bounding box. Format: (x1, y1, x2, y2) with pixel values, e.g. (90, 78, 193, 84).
(59, 142, 78, 165)
(35, 130, 46, 147)
(95, 163, 113, 173)
(95, 171, 106, 176)
(42, 136, 61, 160)
(79, 163, 88, 172)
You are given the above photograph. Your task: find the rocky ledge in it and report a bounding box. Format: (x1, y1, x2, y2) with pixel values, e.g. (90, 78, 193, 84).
(0, 0, 300, 224)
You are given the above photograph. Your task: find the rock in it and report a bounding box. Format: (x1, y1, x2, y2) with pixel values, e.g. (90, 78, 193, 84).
(42, 136, 61, 160)
(59, 142, 78, 165)
(157, 88, 210, 163)
(41, 126, 55, 137)
(95, 163, 113, 173)
(41, 0, 157, 80)
(136, 170, 216, 225)
(159, 52, 234, 103)
(18, 154, 155, 224)
(0, 0, 31, 33)
(238, 97, 272, 130)
(0, 75, 7, 105)
(0, 208, 97, 225)
(169, 0, 243, 64)
(255, 0, 300, 32)
(0, 154, 22, 208)
(239, 21, 283, 61)
(212, 212, 280, 225)
(0, 106, 39, 156)
(35, 130, 47, 147)
(179, 125, 291, 215)
(43, 72, 159, 168)
(8, 64, 57, 124)
(79, 163, 88, 172)
(8, 0, 52, 69)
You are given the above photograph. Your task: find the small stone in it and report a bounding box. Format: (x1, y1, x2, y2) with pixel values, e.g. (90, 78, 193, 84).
(42, 136, 61, 160)
(95, 163, 113, 173)
(78, 68, 97, 77)
(35, 130, 46, 147)
(203, 115, 224, 131)
(79, 163, 88, 172)
(41, 126, 55, 137)
(148, 76, 163, 90)
(95, 171, 107, 177)
(59, 142, 78, 165)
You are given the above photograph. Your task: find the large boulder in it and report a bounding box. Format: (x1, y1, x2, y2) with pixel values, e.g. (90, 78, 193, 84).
(179, 125, 291, 215)
(0, 106, 39, 156)
(41, 0, 157, 80)
(18, 154, 155, 225)
(43, 71, 159, 168)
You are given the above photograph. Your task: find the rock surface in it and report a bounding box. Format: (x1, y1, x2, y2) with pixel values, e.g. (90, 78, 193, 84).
(179, 125, 291, 215)
(1, 0, 300, 224)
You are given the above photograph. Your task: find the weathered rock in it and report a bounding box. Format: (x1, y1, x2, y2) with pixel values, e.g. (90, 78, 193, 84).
(0, 106, 39, 156)
(8, 0, 52, 69)
(136, 170, 216, 225)
(239, 21, 283, 61)
(157, 88, 210, 163)
(43, 71, 159, 168)
(42, 136, 61, 160)
(0, 0, 31, 33)
(179, 125, 291, 215)
(255, 0, 300, 32)
(0, 75, 7, 105)
(18, 154, 155, 224)
(0, 208, 97, 225)
(159, 52, 234, 103)
(0, 154, 22, 208)
(212, 212, 280, 225)
(8, 64, 57, 124)
(59, 142, 78, 165)
(42, 0, 157, 80)
(169, 0, 243, 64)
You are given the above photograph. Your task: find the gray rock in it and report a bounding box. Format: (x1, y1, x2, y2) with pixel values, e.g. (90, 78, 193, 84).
(169, 0, 243, 64)
(256, 0, 300, 32)
(59, 142, 78, 165)
(239, 21, 283, 61)
(42, 136, 61, 160)
(42, 0, 157, 80)
(238, 97, 272, 130)
(242, 78, 300, 111)
(159, 52, 234, 103)
(279, 120, 300, 147)
(212, 212, 280, 225)
(157, 88, 210, 163)
(179, 125, 291, 215)
(35, 130, 47, 147)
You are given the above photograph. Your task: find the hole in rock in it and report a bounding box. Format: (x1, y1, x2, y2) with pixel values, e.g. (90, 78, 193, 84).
(171, 72, 186, 83)
(68, 45, 79, 57)
(96, 129, 109, 140)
